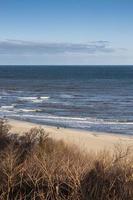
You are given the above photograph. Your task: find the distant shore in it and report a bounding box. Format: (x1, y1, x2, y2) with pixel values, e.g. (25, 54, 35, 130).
(8, 119, 133, 152)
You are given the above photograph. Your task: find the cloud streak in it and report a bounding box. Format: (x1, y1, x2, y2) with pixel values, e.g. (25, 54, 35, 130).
(0, 39, 118, 55)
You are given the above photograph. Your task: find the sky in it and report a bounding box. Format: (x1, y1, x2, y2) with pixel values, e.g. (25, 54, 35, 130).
(0, 0, 133, 65)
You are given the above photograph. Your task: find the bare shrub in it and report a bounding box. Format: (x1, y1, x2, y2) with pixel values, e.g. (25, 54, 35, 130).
(0, 118, 133, 199)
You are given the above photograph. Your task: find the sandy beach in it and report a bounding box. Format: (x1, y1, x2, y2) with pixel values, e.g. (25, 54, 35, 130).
(8, 119, 133, 152)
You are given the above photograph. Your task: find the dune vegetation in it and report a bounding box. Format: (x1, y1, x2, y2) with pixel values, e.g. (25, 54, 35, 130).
(0, 118, 133, 200)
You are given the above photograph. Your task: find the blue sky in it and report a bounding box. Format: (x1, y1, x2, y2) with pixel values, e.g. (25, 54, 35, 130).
(0, 0, 133, 65)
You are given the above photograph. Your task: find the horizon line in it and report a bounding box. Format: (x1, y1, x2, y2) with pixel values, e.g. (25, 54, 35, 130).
(0, 64, 133, 66)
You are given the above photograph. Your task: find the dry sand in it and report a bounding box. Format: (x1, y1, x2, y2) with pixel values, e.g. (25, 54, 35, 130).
(9, 119, 133, 152)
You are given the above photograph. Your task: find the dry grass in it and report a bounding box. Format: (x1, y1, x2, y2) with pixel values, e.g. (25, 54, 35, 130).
(0, 118, 133, 200)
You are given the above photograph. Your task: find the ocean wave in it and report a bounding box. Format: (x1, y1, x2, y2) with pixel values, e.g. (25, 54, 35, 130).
(0, 105, 14, 110)
(18, 97, 37, 101)
(1, 106, 133, 126)
(31, 99, 43, 103)
(17, 108, 42, 113)
(6, 114, 133, 136)
(7, 113, 133, 125)
(40, 96, 50, 100)
(32, 97, 49, 103)
(17, 96, 50, 103)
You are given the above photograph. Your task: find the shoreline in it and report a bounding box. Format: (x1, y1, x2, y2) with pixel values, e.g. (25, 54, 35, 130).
(8, 118, 133, 152)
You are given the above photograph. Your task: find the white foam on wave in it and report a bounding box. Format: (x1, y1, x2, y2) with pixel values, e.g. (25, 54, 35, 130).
(32, 97, 50, 103)
(17, 108, 42, 113)
(1, 105, 14, 110)
(40, 96, 50, 100)
(17, 96, 50, 102)
(34, 115, 133, 125)
(18, 97, 37, 101)
(9, 113, 133, 125)
(31, 99, 43, 103)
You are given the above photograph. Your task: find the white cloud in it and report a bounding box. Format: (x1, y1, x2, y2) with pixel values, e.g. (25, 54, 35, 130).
(0, 39, 117, 55)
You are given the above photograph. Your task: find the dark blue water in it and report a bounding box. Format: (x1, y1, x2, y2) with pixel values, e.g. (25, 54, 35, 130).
(0, 65, 133, 135)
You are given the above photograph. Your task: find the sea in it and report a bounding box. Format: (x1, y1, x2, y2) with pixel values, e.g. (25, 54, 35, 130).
(0, 65, 133, 135)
